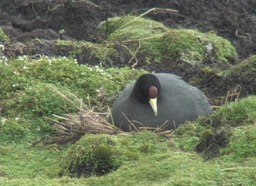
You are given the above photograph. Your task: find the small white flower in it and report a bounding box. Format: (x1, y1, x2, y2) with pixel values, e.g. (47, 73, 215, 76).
(1, 117, 7, 124)
(205, 43, 213, 53)
(0, 44, 4, 51)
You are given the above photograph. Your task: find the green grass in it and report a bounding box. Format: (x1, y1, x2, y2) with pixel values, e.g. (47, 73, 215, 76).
(0, 27, 10, 43)
(0, 144, 63, 179)
(56, 40, 118, 63)
(0, 56, 146, 142)
(101, 16, 237, 65)
(0, 130, 256, 185)
(1, 55, 256, 185)
(221, 124, 256, 160)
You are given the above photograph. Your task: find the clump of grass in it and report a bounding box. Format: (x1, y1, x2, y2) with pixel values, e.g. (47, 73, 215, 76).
(222, 55, 256, 96)
(58, 131, 168, 178)
(101, 16, 237, 65)
(0, 82, 80, 141)
(101, 16, 168, 41)
(0, 27, 10, 43)
(0, 56, 146, 141)
(3, 83, 79, 118)
(56, 40, 118, 64)
(200, 96, 256, 128)
(59, 134, 117, 177)
(221, 124, 256, 160)
(2, 56, 145, 105)
(175, 96, 256, 159)
(149, 29, 237, 65)
(0, 118, 27, 139)
(227, 55, 256, 79)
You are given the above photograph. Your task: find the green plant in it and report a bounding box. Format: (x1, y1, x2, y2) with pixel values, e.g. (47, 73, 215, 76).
(59, 134, 118, 177)
(221, 124, 256, 159)
(102, 16, 237, 65)
(0, 117, 26, 138)
(0, 27, 10, 43)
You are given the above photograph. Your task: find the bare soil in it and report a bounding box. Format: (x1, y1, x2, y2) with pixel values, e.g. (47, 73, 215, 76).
(1, 0, 256, 58)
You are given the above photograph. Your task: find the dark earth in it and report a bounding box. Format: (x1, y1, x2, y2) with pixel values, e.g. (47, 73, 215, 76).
(1, 0, 256, 61)
(1, 0, 256, 176)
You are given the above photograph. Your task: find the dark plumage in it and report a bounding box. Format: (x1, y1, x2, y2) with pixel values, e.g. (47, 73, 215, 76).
(110, 73, 212, 131)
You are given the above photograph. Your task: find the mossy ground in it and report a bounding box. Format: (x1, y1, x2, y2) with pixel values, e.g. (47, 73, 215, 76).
(101, 16, 237, 66)
(55, 40, 118, 65)
(0, 27, 10, 43)
(0, 14, 254, 186)
(0, 55, 256, 185)
(1, 127, 256, 185)
(0, 56, 146, 142)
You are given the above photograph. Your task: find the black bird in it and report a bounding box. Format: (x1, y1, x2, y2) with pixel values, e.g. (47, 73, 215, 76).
(110, 73, 212, 131)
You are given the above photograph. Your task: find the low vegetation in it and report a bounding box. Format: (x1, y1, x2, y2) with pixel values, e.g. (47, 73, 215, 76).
(0, 15, 255, 185)
(101, 16, 238, 65)
(0, 27, 10, 43)
(0, 56, 146, 142)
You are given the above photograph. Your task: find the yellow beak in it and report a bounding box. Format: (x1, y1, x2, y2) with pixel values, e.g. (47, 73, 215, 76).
(149, 98, 158, 116)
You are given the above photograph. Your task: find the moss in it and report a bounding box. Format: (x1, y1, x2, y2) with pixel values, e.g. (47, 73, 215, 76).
(101, 16, 237, 65)
(0, 27, 10, 43)
(0, 118, 27, 138)
(59, 132, 168, 177)
(145, 29, 237, 65)
(200, 129, 214, 139)
(175, 96, 256, 159)
(0, 117, 52, 142)
(0, 56, 147, 140)
(59, 134, 117, 177)
(174, 122, 203, 151)
(148, 29, 206, 64)
(102, 16, 169, 41)
(196, 127, 232, 159)
(0, 61, 29, 99)
(122, 151, 139, 160)
(201, 96, 256, 128)
(3, 82, 78, 118)
(56, 40, 118, 64)
(138, 144, 154, 153)
(1, 130, 256, 185)
(1, 56, 146, 105)
(206, 31, 238, 63)
(232, 55, 256, 77)
(221, 124, 256, 159)
(94, 144, 113, 159)
(0, 144, 62, 179)
(224, 55, 256, 94)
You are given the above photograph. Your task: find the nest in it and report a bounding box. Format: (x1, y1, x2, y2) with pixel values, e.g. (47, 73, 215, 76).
(40, 108, 174, 145)
(32, 85, 124, 145)
(34, 86, 174, 146)
(41, 107, 123, 145)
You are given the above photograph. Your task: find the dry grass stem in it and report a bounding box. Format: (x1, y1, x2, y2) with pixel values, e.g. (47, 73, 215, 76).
(41, 85, 175, 144)
(212, 85, 241, 110)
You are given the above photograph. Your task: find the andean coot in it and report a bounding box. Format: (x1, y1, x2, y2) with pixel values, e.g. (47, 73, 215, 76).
(110, 73, 212, 131)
